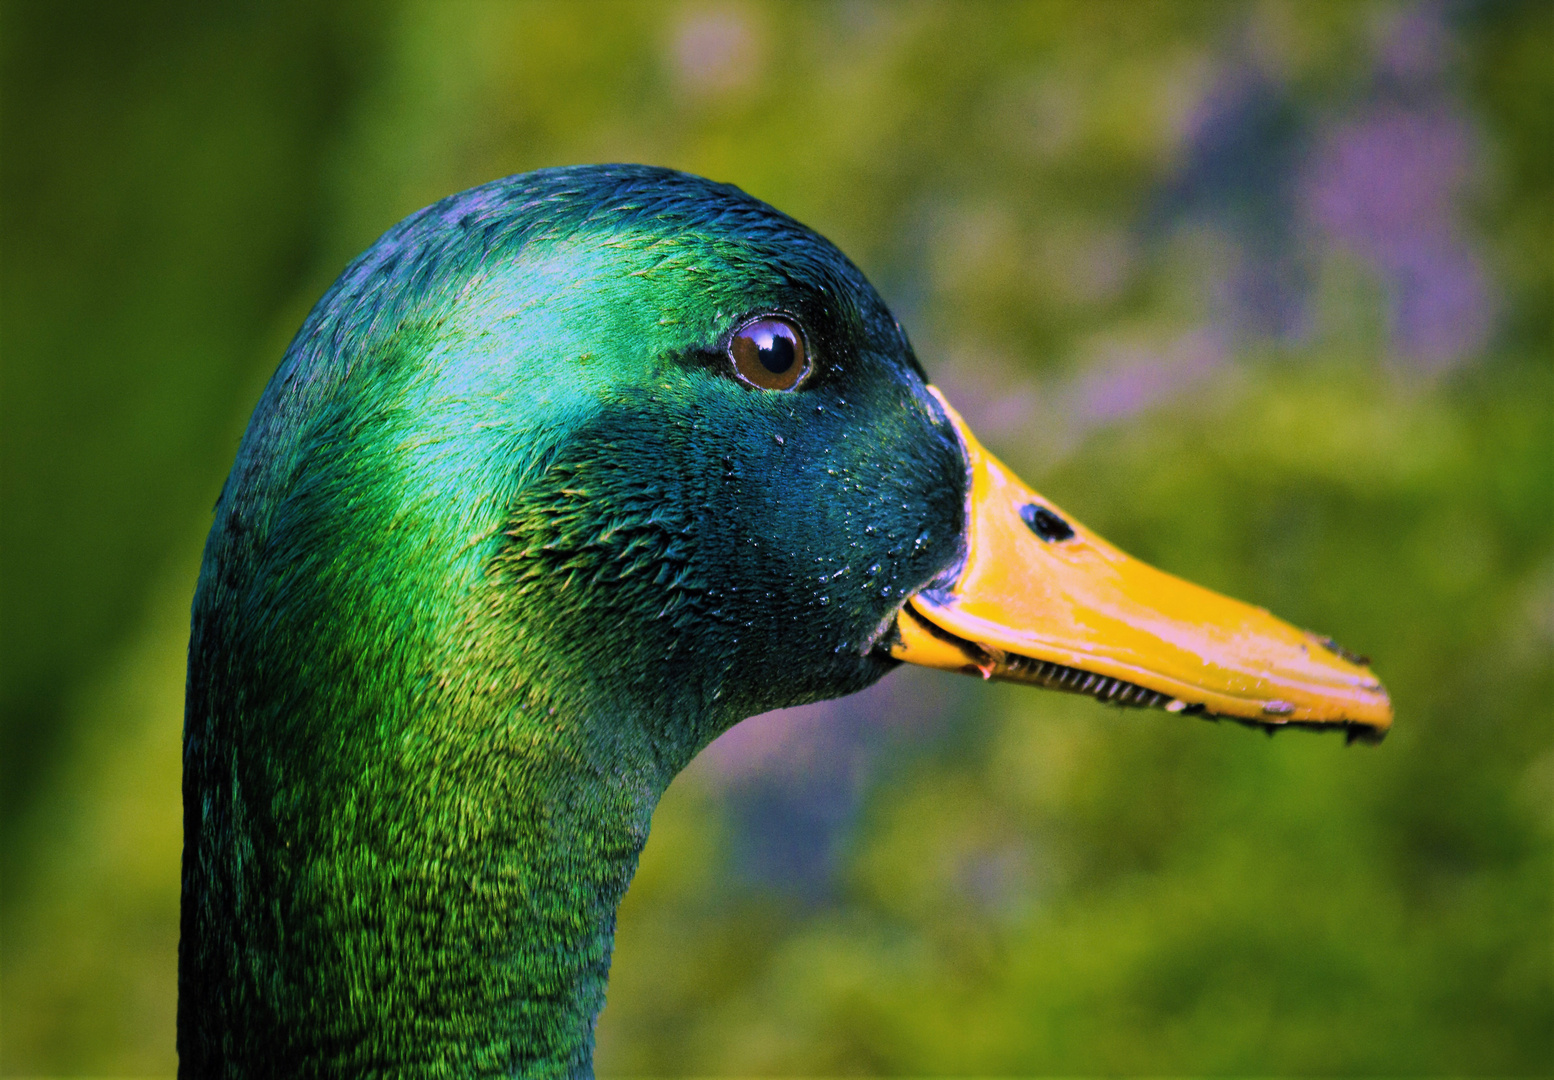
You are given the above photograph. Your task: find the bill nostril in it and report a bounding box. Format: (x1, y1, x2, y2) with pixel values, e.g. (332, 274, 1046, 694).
(1020, 503, 1074, 543)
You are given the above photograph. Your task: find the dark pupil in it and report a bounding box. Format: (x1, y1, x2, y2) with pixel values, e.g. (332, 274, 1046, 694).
(1021, 503, 1074, 542)
(754, 326, 796, 373)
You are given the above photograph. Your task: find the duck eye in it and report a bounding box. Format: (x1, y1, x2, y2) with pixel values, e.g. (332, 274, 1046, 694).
(729, 317, 809, 390)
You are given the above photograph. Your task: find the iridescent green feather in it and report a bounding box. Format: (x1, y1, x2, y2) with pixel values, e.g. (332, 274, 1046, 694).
(181, 165, 965, 1077)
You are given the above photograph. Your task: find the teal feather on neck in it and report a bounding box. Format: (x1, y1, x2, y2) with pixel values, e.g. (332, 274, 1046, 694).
(181, 165, 966, 1076)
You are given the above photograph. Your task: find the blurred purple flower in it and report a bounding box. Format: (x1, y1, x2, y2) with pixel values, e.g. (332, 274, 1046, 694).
(670, 9, 760, 95)
(1158, 2, 1495, 371)
(690, 666, 956, 893)
(1063, 328, 1228, 429)
(1301, 102, 1493, 370)
(1374, 1, 1454, 83)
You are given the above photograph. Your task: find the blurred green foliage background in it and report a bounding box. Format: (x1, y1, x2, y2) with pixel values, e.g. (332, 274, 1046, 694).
(2, 1, 1549, 1074)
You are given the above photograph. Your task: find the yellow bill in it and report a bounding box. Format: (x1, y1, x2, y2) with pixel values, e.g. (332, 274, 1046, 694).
(893, 388, 1393, 743)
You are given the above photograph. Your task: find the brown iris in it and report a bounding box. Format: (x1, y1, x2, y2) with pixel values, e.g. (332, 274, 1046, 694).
(729, 316, 809, 390)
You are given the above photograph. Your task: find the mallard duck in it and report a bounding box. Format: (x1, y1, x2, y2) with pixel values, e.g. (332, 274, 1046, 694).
(180, 164, 1390, 1077)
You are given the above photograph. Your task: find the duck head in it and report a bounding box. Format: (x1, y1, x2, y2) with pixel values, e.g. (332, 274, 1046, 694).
(181, 165, 1389, 1075)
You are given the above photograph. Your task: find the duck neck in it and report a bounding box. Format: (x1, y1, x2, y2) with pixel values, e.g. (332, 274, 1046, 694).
(180, 643, 676, 1078)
